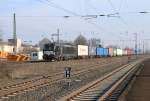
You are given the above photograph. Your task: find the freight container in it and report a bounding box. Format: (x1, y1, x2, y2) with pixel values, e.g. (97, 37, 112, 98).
(61, 44, 77, 59)
(89, 46, 96, 56)
(113, 48, 117, 56)
(96, 48, 104, 56)
(108, 48, 113, 57)
(122, 49, 127, 56)
(125, 48, 133, 56)
(30, 51, 43, 61)
(77, 45, 88, 56)
(103, 48, 109, 57)
(117, 49, 123, 56)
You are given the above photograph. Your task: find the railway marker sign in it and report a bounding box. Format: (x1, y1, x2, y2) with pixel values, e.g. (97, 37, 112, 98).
(64, 67, 72, 86)
(64, 67, 71, 78)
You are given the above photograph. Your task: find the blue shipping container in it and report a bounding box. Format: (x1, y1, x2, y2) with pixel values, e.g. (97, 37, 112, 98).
(96, 48, 104, 56)
(103, 48, 109, 56)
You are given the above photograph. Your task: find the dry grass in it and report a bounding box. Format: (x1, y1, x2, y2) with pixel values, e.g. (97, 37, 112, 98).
(0, 57, 127, 82)
(0, 61, 13, 79)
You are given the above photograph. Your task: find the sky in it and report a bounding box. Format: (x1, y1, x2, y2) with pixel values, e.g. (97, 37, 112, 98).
(0, 0, 150, 49)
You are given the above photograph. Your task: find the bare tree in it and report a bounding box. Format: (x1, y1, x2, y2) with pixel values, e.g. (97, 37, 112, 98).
(74, 34, 87, 45)
(38, 38, 51, 50)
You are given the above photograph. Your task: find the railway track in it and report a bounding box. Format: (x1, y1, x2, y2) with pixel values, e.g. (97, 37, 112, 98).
(125, 59, 150, 101)
(59, 59, 145, 101)
(0, 57, 121, 88)
(0, 57, 122, 86)
(4, 57, 126, 66)
(0, 59, 125, 101)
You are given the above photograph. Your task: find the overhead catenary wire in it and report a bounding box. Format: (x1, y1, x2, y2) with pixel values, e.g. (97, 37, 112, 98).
(106, 0, 134, 30)
(0, 15, 76, 18)
(108, 0, 148, 34)
(34, 0, 148, 44)
(85, 0, 128, 39)
(87, 0, 129, 32)
(40, 0, 138, 43)
(83, 0, 129, 39)
(85, 0, 103, 14)
(124, 0, 129, 9)
(107, 0, 118, 12)
(106, 0, 146, 49)
(37, 0, 80, 16)
(118, 0, 124, 12)
(84, 0, 147, 42)
(83, 0, 132, 37)
(104, 0, 136, 46)
(36, 0, 119, 36)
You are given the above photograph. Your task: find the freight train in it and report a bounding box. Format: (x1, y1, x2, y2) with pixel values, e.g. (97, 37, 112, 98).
(42, 43, 77, 61)
(40, 42, 133, 61)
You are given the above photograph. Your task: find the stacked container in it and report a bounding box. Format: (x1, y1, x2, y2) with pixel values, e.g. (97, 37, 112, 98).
(117, 49, 123, 56)
(96, 48, 104, 57)
(122, 49, 127, 56)
(77, 45, 89, 56)
(103, 48, 109, 57)
(126, 48, 133, 56)
(89, 46, 96, 57)
(108, 48, 113, 57)
(113, 49, 117, 56)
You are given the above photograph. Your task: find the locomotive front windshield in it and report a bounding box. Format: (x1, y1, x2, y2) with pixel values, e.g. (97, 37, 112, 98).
(43, 43, 55, 51)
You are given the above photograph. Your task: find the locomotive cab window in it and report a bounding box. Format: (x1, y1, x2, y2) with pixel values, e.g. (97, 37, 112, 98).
(33, 53, 37, 56)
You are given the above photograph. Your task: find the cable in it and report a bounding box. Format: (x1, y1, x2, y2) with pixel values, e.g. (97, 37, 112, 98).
(124, 0, 129, 9)
(106, 0, 135, 30)
(0, 15, 75, 18)
(118, 0, 124, 12)
(36, 0, 118, 36)
(107, 0, 117, 12)
(87, 2, 126, 37)
(84, 0, 135, 40)
(37, 0, 143, 42)
(86, 0, 103, 14)
(37, 0, 80, 16)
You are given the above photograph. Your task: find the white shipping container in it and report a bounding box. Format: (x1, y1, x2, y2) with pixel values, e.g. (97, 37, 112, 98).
(31, 51, 43, 61)
(117, 49, 123, 56)
(122, 50, 127, 55)
(78, 45, 88, 56)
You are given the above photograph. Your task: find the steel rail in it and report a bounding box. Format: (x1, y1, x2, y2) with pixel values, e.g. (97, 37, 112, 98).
(98, 60, 141, 101)
(0, 58, 120, 90)
(0, 60, 123, 100)
(59, 59, 143, 101)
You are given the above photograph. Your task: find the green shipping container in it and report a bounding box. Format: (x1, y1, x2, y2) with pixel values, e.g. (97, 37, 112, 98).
(113, 48, 117, 56)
